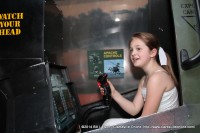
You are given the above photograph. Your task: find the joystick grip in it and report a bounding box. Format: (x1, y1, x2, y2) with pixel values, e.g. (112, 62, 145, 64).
(97, 73, 111, 105)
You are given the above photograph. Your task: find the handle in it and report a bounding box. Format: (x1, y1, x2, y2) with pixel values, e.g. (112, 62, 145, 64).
(180, 49, 200, 70)
(180, 0, 200, 70)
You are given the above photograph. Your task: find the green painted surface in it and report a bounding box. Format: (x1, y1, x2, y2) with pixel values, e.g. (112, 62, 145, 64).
(171, 0, 200, 104)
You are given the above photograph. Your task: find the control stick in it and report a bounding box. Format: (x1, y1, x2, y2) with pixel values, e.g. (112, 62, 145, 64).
(97, 73, 111, 106)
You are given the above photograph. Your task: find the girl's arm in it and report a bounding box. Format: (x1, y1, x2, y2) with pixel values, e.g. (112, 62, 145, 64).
(108, 77, 145, 116)
(141, 73, 166, 116)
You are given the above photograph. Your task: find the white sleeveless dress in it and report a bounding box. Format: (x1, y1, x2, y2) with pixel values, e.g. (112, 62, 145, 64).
(141, 86, 179, 113)
(101, 71, 179, 127)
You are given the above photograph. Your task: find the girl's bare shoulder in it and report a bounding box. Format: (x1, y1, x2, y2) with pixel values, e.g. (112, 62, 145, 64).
(148, 70, 174, 91)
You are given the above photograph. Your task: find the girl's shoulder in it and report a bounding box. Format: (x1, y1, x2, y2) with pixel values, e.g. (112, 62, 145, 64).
(147, 70, 174, 91)
(148, 70, 169, 84)
(150, 70, 169, 79)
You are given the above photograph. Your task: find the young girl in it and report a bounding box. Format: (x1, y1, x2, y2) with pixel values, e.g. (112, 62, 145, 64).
(99, 32, 179, 127)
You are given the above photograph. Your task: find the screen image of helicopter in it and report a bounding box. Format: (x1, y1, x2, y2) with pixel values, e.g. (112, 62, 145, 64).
(104, 60, 124, 78)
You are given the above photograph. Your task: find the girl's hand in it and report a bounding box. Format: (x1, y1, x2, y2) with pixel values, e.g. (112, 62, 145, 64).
(98, 79, 115, 96)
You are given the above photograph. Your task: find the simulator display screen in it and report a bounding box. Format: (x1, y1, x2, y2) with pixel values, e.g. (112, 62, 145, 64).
(52, 88, 66, 121)
(62, 87, 75, 113)
(49, 65, 77, 131)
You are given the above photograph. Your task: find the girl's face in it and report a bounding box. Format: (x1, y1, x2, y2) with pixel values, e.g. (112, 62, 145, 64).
(130, 37, 154, 68)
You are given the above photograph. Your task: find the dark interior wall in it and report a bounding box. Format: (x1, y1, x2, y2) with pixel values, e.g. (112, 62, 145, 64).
(149, 0, 178, 71)
(1, 63, 58, 133)
(0, 89, 6, 132)
(0, 0, 44, 78)
(44, 0, 64, 65)
(148, 0, 182, 105)
(0, 0, 44, 132)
